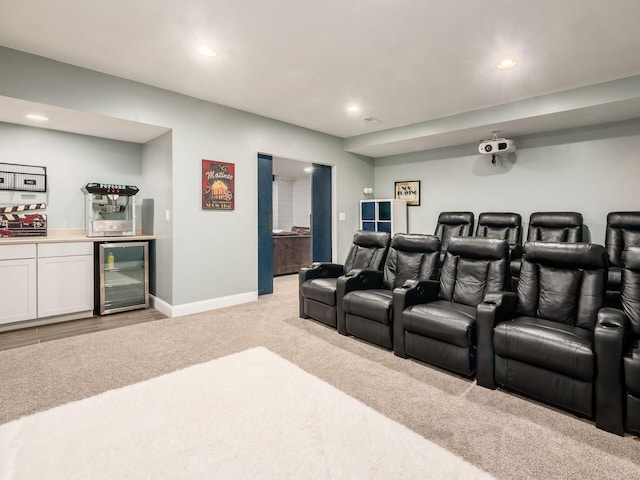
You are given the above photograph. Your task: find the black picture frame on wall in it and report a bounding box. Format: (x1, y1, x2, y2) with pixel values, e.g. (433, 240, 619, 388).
(395, 180, 420, 206)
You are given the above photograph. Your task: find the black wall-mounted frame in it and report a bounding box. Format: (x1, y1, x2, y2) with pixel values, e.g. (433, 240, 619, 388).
(395, 180, 420, 206)
(0, 162, 47, 193)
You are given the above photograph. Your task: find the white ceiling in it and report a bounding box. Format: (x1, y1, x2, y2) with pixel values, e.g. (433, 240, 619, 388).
(0, 96, 170, 143)
(2, 0, 640, 156)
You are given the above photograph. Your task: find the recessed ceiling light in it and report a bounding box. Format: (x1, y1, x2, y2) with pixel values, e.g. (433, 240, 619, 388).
(497, 57, 517, 69)
(26, 114, 48, 121)
(196, 46, 217, 57)
(346, 105, 361, 114)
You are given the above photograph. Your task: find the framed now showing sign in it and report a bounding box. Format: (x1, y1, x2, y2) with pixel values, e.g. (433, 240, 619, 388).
(395, 180, 420, 206)
(202, 160, 235, 210)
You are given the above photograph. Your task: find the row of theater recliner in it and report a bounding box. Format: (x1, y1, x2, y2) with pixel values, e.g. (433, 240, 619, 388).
(298, 210, 640, 437)
(436, 210, 637, 307)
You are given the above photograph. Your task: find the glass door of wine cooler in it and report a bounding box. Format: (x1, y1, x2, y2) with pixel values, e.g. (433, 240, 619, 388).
(98, 242, 149, 315)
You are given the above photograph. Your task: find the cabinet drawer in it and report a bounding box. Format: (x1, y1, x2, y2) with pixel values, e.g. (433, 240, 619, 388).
(38, 242, 93, 258)
(0, 244, 36, 260)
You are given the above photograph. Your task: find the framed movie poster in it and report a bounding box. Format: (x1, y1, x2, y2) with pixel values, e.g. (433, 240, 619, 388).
(202, 160, 235, 210)
(395, 180, 420, 206)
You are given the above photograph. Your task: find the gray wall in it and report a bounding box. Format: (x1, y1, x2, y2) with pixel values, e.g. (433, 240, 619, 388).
(0, 47, 374, 308)
(141, 130, 173, 303)
(374, 119, 640, 245)
(0, 122, 143, 227)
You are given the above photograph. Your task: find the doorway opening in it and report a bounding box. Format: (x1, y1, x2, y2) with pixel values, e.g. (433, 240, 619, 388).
(272, 157, 313, 278)
(257, 154, 332, 295)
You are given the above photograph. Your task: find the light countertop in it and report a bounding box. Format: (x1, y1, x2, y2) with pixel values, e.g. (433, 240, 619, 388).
(0, 229, 155, 245)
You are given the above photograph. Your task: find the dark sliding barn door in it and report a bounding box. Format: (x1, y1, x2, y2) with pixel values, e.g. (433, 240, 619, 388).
(257, 153, 273, 295)
(311, 163, 332, 262)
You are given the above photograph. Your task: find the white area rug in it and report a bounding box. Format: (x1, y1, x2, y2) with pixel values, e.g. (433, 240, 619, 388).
(0, 347, 493, 479)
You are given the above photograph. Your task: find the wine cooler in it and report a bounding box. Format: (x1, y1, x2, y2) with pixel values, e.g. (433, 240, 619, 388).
(97, 242, 149, 315)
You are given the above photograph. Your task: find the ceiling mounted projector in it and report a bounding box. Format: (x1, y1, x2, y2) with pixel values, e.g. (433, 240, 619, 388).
(478, 138, 516, 155)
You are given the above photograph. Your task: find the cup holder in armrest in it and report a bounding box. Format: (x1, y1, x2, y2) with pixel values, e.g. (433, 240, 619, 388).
(599, 321, 621, 329)
(400, 279, 419, 290)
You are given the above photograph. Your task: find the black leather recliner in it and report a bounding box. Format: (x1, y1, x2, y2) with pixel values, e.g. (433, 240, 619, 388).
(475, 212, 521, 244)
(299, 230, 390, 328)
(393, 237, 509, 377)
(527, 211, 583, 242)
(477, 242, 617, 428)
(476, 212, 522, 290)
(434, 211, 474, 265)
(594, 246, 640, 435)
(604, 212, 640, 308)
(336, 234, 441, 349)
(511, 211, 584, 287)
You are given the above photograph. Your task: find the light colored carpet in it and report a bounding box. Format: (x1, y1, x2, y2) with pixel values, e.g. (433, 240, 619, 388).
(0, 347, 492, 479)
(1, 275, 640, 479)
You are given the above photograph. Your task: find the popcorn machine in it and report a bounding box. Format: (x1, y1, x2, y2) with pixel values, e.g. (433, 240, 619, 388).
(82, 183, 139, 237)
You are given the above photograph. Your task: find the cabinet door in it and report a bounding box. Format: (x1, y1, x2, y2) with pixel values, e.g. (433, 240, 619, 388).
(0, 258, 37, 324)
(361, 201, 376, 221)
(378, 201, 392, 220)
(37, 255, 94, 318)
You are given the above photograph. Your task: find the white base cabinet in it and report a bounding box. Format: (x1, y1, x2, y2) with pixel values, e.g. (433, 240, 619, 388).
(0, 242, 94, 328)
(37, 243, 93, 319)
(0, 244, 37, 324)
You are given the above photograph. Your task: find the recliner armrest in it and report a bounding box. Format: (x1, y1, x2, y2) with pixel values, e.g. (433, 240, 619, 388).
(335, 269, 384, 334)
(400, 279, 419, 290)
(396, 279, 440, 310)
(391, 279, 440, 358)
(596, 308, 626, 330)
(299, 262, 345, 283)
(482, 292, 517, 319)
(339, 269, 384, 293)
(476, 291, 517, 389)
(594, 307, 627, 436)
(299, 263, 345, 319)
(342, 268, 386, 301)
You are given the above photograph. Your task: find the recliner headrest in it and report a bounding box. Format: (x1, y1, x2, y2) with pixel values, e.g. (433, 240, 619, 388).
(352, 230, 391, 248)
(477, 212, 521, 227)
(529, 212, 583, 228)
(446, 237, 509, 260)
(437, 211, 474, 225)
(523, 241, 606, 269)
(607, 212, 640, 229)
(391, 233, 440, 253)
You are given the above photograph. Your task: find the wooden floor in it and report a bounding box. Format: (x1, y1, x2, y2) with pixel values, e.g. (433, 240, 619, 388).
(0, 308, 167, 352)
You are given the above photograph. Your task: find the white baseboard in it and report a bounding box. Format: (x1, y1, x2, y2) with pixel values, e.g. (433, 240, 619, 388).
(150, 291, 258, 318)
(149, 296, 172, 317)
